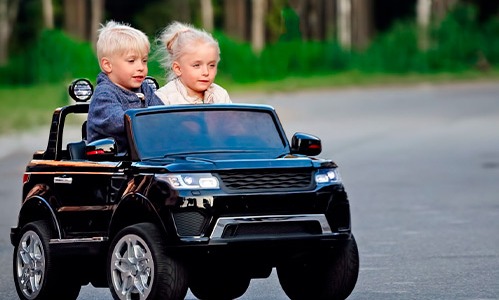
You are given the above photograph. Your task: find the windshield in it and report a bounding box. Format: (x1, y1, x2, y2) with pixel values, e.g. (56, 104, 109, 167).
(132, 109, 287, 159)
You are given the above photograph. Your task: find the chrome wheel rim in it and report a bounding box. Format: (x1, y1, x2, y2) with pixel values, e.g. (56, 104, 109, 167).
(16, 230, 45, 299)
(110, 234, 154, 300)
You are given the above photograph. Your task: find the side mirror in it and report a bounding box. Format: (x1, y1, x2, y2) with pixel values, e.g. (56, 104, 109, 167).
(290, 132, 322, 156)
(86, 138, 117, 160)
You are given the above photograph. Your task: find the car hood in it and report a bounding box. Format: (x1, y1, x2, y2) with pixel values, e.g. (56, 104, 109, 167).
(135, 156, 321, 172)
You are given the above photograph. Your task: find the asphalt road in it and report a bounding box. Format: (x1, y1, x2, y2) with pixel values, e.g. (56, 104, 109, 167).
(1, 80, 498, 299)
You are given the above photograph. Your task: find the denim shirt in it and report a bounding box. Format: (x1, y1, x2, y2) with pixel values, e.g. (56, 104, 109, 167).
(87, 72, 164, 153)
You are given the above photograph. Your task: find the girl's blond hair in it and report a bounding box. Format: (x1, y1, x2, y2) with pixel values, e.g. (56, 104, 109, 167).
(155, 21, 220, 81)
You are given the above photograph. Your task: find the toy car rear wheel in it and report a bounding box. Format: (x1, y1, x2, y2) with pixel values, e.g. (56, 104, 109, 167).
(107, 222, 188, 300)
(277, 235, 359, 300)
(13, 220, 81, 300)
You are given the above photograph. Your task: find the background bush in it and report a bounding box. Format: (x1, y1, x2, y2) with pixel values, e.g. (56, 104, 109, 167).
(0, 3, 497, 87)
(0, 30, 100, 85)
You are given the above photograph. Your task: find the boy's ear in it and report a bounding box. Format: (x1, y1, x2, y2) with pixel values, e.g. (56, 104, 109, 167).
(101, 57, 112, 73)
(172, 61, 182, 76)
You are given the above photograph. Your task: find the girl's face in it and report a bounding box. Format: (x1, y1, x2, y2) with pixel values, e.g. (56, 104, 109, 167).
(103, 51, 148, 91)
(173, 41, 219, 99)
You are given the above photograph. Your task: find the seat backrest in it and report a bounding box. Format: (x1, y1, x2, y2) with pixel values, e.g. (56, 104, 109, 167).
(67, 140, 86, 160)
(82, 120, 87, 140)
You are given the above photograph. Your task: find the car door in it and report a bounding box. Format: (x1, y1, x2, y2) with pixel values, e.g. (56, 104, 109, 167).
(52, 159, 126, 238)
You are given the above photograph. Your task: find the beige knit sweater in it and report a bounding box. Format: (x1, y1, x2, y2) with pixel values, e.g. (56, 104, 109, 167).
(155, 78, 231, 105)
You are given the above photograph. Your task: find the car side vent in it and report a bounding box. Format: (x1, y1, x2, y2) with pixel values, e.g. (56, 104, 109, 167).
(218, 170, 313, 192)
(173, 211, 208, 236)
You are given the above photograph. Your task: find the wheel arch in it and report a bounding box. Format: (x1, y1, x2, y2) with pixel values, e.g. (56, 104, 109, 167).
(108, 193, 168, 242)
(16, 195, 61, 241)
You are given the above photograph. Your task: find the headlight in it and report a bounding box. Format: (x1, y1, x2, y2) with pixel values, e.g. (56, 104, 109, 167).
(315, 168, 341, 184)
(68, 78, 93, 102)
(156, 173, 219, 189)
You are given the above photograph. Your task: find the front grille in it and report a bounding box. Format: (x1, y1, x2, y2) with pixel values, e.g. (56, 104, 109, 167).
(221, 221, 322, 238)
(218, 170, 313, 192)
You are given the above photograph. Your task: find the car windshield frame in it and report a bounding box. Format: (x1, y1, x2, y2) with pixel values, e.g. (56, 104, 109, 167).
(128, 105, 290, 161)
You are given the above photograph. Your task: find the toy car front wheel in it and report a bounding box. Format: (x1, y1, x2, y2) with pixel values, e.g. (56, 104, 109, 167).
(107, 222, 188, 300)
(277, 235, 359, 300)
(13, 220, 81, 300)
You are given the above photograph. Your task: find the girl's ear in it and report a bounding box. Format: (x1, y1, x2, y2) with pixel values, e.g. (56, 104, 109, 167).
(172, 61, 182, 77)
(101, 57, 112, 73)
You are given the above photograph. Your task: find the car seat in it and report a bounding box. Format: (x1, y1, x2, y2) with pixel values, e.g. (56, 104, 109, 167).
(67, 140, 87, 160)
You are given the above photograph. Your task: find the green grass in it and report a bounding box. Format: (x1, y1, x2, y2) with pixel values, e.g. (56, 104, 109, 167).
(221, 69, 499, 95)
(1, 70, 498, 135)
(0, 82, 69, 135)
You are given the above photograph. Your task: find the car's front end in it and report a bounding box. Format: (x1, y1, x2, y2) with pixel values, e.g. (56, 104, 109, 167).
(119, 103, 355, 262)
(167, 165, 348, 241)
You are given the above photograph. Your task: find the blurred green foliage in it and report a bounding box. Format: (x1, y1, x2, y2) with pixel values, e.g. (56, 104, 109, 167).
(0, 83, 67, 133)
(1, 2, 497, 136)
(0, 3, 497, 87)
(218, 4, 498, 81)
(0, 30, 100, 85)
(426, 4, 482, 71)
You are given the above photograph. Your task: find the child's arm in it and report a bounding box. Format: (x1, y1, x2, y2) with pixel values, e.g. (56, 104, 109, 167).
(87, 88, 128, 151)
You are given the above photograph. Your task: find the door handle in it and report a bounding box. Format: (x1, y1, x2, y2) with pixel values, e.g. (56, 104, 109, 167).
(54, 177, 73, 184)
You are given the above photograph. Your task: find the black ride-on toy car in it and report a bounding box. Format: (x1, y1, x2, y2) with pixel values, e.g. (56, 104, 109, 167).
(11, 78, 359, 300)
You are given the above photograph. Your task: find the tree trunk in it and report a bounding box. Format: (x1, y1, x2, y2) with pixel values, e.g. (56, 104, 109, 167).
(200, 0, 214, 31)
(433, 0, 458, 22)
(307, 0, 323, 40)
(324, 0, 336, 40)
(224, 0, 248, 40)
(0, 0, 20, 65)
(337, 0, 351, 49)
(90, 0, 104, 47)
(174, 0, 191, 23)
(42, 0, 54, 29)
(417, 0, 432, 50)
(289, 0, 307, 39)
(251, 0, 266, 52)
(64, 0, 88, 40)
(351, 0, 372, 49)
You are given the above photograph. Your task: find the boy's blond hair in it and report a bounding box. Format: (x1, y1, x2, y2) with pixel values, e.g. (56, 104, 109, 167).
(96, 20, 150, 71)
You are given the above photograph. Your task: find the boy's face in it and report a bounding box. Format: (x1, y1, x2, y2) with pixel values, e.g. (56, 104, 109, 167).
(101, 51, 148, 91)
(173, 41, 218, 99)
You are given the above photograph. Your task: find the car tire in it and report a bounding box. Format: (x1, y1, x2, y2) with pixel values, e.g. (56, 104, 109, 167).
(277, 235, 359, 300)
(189, 267, 251, 300)
(107, 222, 188, 300)
(13, 220, 81, 300)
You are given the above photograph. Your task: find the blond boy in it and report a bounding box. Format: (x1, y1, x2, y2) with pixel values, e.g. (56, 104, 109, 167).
(87, 20, 163, 153)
